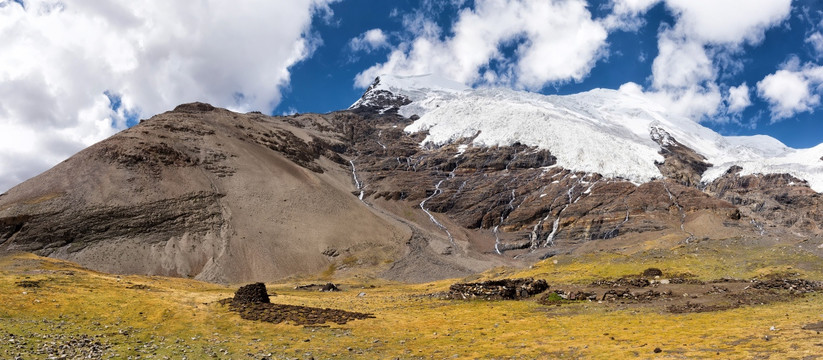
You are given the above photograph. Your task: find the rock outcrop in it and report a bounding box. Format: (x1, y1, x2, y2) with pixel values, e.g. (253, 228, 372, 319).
(1, 85, 821, 284)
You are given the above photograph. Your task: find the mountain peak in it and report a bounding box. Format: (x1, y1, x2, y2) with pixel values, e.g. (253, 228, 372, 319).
(350, 74, 470, 115)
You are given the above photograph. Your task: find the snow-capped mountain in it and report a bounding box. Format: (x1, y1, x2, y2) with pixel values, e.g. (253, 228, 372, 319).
(353, 74, 823, 192)
(3, 75, 823, 284)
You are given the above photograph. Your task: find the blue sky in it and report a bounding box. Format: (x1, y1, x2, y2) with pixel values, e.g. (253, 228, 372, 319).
(0, 0, 822, 192)
(278, 0, 823, 148)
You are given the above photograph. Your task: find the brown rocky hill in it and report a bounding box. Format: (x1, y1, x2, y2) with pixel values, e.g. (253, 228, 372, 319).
(0, 103, 416, 283)
(2, 94, 822, 284)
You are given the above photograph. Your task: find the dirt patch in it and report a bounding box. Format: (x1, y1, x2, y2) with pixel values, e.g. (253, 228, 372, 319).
(802, 322, 823, 331)
(446, 278, 549, 300)
(536, 277, 820, 314)
(222, 301, 375, 326)
(668, 302, 733, 313)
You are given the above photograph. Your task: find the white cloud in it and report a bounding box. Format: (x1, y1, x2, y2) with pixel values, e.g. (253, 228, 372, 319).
(602, 0, 661, 31)
(612, 0, 661, 15)
(651, 34, 714, 90)
(806, 31, 823, 58)
(355, 0, 608, 90)
(0, 0, 335, 192)
(757, 65, 823, 121)
(664, 0, 792, 45)
(726, 83, 751, 113)
(349, 28, 389, 53)
(626, 0, 791, 122)
(358, 0, 793, 125)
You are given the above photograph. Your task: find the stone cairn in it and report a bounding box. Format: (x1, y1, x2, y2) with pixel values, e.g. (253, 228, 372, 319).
(232, 282, 271, 304)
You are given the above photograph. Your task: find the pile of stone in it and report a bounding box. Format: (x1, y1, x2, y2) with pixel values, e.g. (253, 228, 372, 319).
(559, 290, 598, 302)
(590, 277, 651, 288)
(232, 283, 271, 304)
(751, 278, 821, 293)
(446, 278, 549, 300)
(294, 283, 341, 292)
(222, 283, 373, 326)
(540, 288, 672, 304)
(601, 289, 670, 302)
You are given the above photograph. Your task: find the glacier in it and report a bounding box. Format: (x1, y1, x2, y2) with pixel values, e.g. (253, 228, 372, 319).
(360, 74, 823, 192)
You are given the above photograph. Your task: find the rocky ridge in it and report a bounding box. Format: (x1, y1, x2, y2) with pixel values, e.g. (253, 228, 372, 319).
(0, 77, 822, 283)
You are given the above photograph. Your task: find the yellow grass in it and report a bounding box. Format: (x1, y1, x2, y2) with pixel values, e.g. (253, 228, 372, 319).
(2, 250, 823, 359)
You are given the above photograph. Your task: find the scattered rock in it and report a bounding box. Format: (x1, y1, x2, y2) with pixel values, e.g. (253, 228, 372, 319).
(322, 248, 339, 257)
(446, 278, 549, 300)
(705, 285, 729, 295)
(567, 291, 598, 301)
(601, 289, 633, 302)
(295, 283, 342, 292)
(320, 283, 340, 292)
(751, 278, 821, 293)
(15, 280, 41, 288)
(537, 290, 597, 304)
(591, 278, 650, 288)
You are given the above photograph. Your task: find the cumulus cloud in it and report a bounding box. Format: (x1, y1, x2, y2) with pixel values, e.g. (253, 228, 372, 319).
(757, 62, 823, 121)
(355, 0, 608, 90)
(726, 83, 752, 113)
(627, 0, 791, 122)
(664, 0, 792, 45)
(807, 31, 823, 58)
(0, 0, 335, 192)
(651, 34, 714, 90)
(611, 0, 661, 15)
(357, 0, 794, 125)
(602, 0, 661, 31)
(349, 28, 389, 53)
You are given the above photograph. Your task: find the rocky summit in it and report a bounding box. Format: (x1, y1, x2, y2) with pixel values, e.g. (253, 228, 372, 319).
(1, 75, 823, 284)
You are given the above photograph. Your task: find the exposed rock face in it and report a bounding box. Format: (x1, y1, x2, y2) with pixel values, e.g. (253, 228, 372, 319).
(705, 166, 823, 236)
(1, 86, 821, 284)
(342, 107, 739, 257)
(349, 77, 412, 115)
(651, 126, 711, 187)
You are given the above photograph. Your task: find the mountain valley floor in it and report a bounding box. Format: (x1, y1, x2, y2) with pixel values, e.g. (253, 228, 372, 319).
(4, 234, 823, 359)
